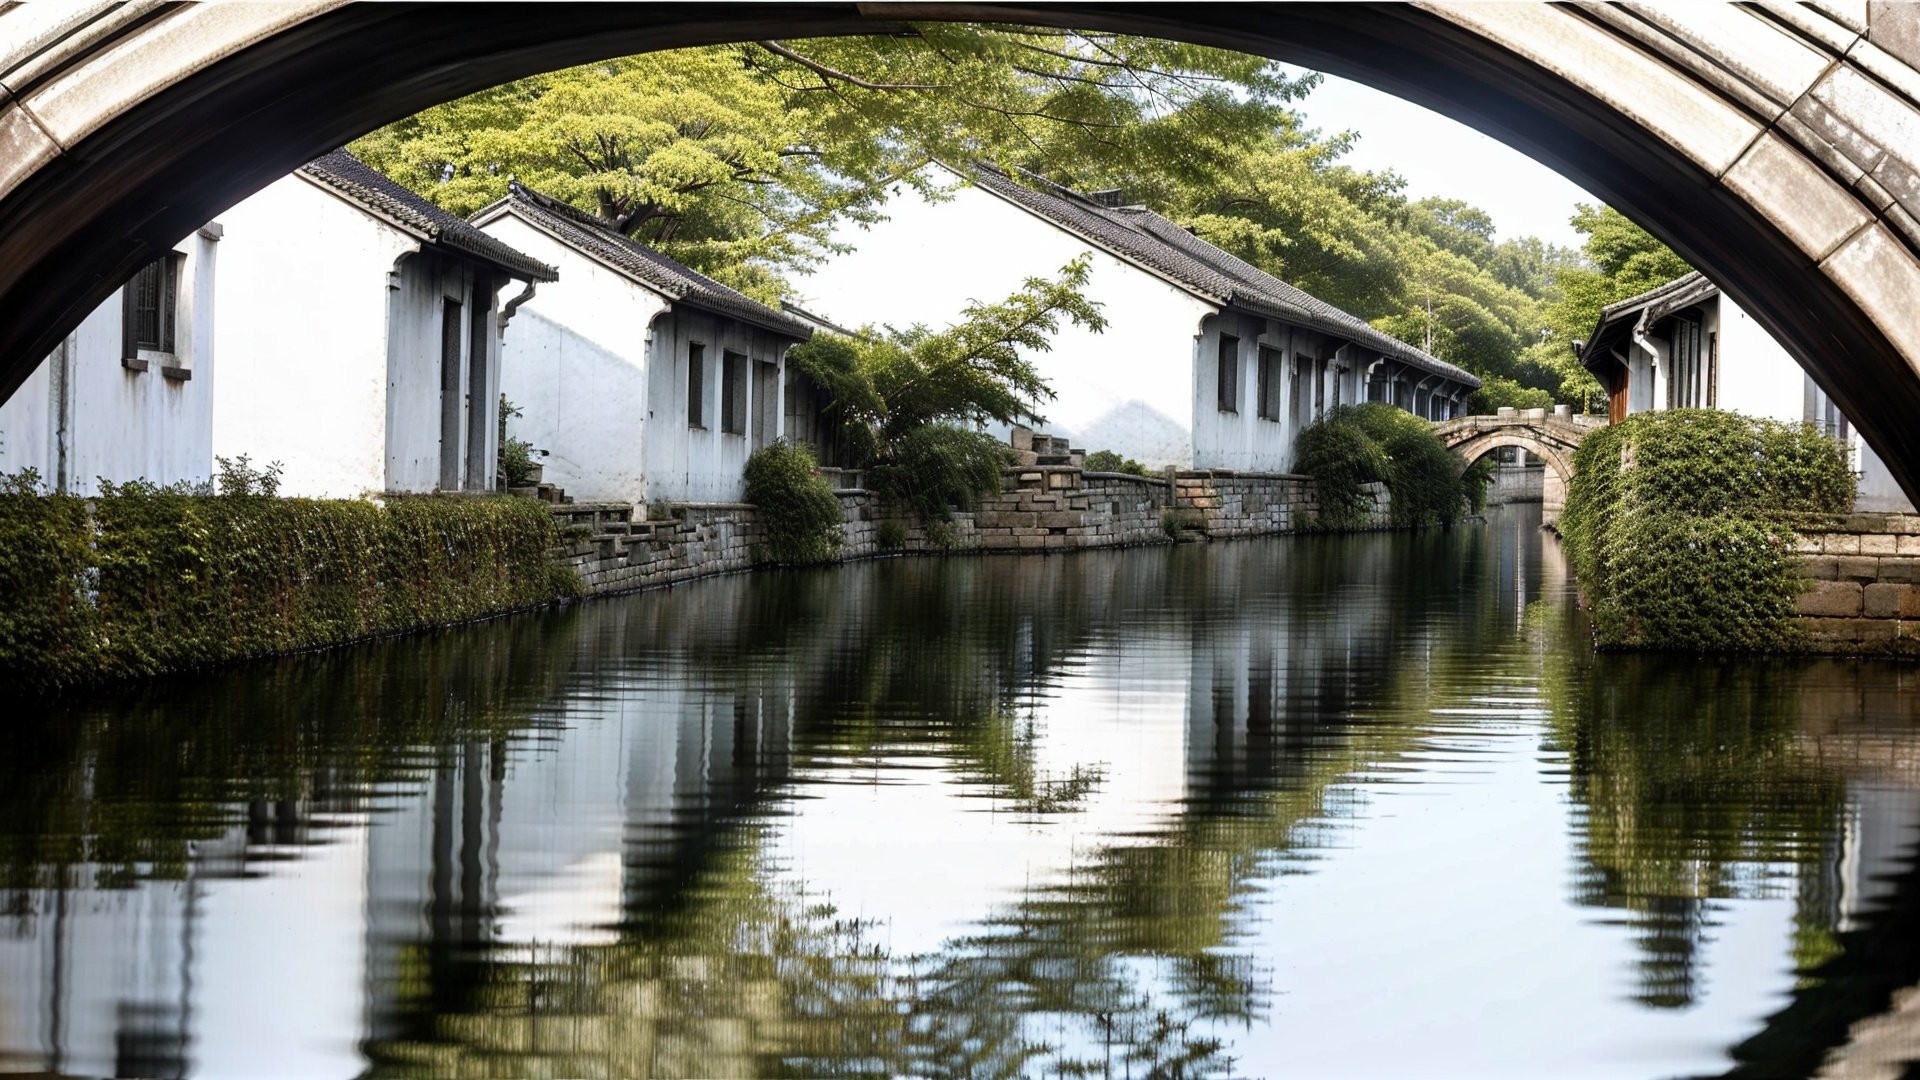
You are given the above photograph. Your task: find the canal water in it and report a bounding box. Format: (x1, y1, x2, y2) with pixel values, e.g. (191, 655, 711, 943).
(4, 505, 1919, 1079)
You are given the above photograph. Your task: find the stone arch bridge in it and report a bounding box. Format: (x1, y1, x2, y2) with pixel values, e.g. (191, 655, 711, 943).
(3, 3, 1920, 507)
(1434, 408, 1606, 525)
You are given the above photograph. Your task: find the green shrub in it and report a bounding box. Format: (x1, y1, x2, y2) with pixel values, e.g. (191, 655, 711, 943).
(876, 520, 907, 551)
(0, 477, 571, 691)
(869, 423, 1012, 524)
(497, 396, 538, 487)
(1462, 456, 1496, 512)
(1294, 402, 1467, 529)
(743, 441, 844, 564)
(1559, 409, 1854, 651)
(1084, 449, 1148, 476)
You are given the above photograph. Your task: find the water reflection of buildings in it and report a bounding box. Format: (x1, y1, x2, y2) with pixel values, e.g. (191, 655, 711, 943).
(8, 514, 1920, 1077)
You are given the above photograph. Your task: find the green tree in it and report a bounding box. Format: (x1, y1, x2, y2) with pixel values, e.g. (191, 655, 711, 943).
(353, 29, 1309, 298)
(1525, 205, 1694, 410)
(786, 257, 1106, 521)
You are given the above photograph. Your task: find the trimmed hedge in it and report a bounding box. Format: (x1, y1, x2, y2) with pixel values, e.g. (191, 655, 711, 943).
(0, 477, 577, 690)
(1559, 409, 1854, 651)
(1294, 402, 1472, 528)
(744, 441, 844, 564)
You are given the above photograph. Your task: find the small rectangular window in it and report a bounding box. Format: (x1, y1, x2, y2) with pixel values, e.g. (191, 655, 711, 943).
(687, 342, 706, 428)
(1217, 334, 1239, 414)
(122, 255, 180, 366)
(1257, 346, 1283, 421)
(721, 350, 748, 435)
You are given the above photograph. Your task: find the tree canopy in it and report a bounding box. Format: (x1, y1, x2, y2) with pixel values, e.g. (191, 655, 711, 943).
(358, 26, 1695, 413)
(353, 28, 1309, 300)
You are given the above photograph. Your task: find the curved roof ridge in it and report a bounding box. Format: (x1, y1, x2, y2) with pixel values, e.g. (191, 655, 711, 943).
(298, 149, 555, 282)
(963, 163, 1477, 387)
(479, 182, 811, 340)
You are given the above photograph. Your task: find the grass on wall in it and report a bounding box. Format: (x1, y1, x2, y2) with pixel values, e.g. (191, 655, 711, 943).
(0, 467, 577, 691)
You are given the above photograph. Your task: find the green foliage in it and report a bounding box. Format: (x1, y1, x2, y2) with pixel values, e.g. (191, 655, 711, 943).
(1524, 205, 1696, 412)
(1462, 455, 1496, 513)
(353, 31, 1307, 298)
(870, 424, 1013, 524)
(500, 440, 537, 487)
(743, 441, 844, 564)
(0, 477, 572, 691)
(1084, 449, 1148, 476)
(1468, 375, 1555, 415)
(876, 520, 907, 551)
(357, 28, 1677, 408)
(785, 259, 1101, 523)
(1560, 410, 1855, 651)
(1294, 403, 1469, 529)
(498, 397, 538, 487)
(1292, 414, 1388, 529)
(214, 454, 283, 497)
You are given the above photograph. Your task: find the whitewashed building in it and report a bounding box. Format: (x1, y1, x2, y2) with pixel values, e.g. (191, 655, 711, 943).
(0, 227, 221, 493)
(212, 150, 557, 499)
(473, 184, 814, 506)
(1580, 271, 1914, 513)
(800, 163, 1479, 472)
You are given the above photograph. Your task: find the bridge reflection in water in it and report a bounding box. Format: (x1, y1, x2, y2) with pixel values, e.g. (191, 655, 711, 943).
(1, 507, 1918, 1078)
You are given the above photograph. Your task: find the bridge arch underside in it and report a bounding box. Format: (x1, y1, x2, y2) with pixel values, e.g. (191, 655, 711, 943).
(1448, 432, 1573, 523)
(5, 4, 1920, 505)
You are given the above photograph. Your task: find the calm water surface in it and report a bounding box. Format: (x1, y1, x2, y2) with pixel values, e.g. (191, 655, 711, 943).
(5, 505, 1920, 1079)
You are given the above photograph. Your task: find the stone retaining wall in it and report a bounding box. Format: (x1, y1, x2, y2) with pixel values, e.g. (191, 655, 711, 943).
(1794, 512, 1920, 654)
(555, 466, 1390, 598)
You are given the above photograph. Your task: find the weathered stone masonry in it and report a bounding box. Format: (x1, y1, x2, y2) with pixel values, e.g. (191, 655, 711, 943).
(1795, 512, 1920, 654)
(552, 463, 1391, 599)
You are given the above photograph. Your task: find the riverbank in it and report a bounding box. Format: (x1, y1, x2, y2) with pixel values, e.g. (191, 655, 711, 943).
(0, 488, 576, 692)
(550, 463, 1395, 597)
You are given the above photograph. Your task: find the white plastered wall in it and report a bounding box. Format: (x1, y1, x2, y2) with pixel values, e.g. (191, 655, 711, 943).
(484, 213, 667, 507)
(646, 307, 793, 504)
(216, 175, 503, 498)
(0, 227, 218, 494)
(1619, 293, 1914, 513)
(213, 174, 412, 498)
(382, 249, 500, 494)
(801, 173, 1209, 470)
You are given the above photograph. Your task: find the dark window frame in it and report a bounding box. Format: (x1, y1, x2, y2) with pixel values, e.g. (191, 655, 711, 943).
(121, 254, 182, 371)
(1257, 345, 1283, 421)
(1216, 333, 1240, 414)
(720, 349, 749, 435)
(687, 342, 707, 429)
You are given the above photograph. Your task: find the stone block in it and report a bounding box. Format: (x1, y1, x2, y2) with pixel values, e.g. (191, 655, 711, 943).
(1881, 559, 1920, 583)
(1861, 532, 1900, 555)
(1837, 556, 1883, 582)
(1798, 580, 1864, 616)
(1038, 511, 1084, 528)
(1824, 532, 1863, 555)
(1899, 535, 1920, 556)
(1865, 582, 1908, 617)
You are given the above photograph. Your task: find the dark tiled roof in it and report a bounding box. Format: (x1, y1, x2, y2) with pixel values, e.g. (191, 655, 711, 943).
(472, 183, 812, 340)
(966, 164, 1479, 387)
(1599, 270, 1712, 320)
(297, 150, 556, 282)
(1579, 271, 1714, 372)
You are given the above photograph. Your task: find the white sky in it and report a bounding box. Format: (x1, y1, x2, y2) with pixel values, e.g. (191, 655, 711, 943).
(1290, 69, 1599, 251)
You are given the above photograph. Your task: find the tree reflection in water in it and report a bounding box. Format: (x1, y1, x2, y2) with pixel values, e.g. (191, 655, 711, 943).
(4, 512, 1920, 1078)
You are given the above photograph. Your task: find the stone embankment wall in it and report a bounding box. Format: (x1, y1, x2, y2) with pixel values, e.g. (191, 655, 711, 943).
(1485, 462, 1545, 505)
(554, 464, 1391, 598)
(1795, 512, 1920, 654)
